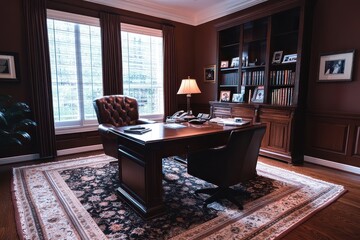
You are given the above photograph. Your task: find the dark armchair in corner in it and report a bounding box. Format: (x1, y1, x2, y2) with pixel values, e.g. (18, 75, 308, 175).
(93, 95, 155, 158)
(187, 124, 266, 209)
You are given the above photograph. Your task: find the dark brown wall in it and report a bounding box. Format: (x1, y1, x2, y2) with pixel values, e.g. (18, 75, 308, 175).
(307, 0, 360, 113)
(304, 0, 360, 167)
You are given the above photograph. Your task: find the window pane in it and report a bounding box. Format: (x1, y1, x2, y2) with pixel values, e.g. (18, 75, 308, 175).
(121, 26, 164, 116)
(47, 16, 103, 128)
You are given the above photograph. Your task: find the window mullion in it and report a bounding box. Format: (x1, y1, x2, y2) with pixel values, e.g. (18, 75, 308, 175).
(75, 24, 85, 124)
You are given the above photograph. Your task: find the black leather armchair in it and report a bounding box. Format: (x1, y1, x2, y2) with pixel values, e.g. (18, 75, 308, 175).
(187, 124, 266, 209)
(93, 95, 155, 158)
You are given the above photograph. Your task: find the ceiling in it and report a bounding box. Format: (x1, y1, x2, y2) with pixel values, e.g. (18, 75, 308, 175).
(85, 0, 267, 26)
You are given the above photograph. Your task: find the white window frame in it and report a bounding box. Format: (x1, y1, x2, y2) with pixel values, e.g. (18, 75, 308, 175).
(121, 23, 164, 121)
(47, 10, 102, 135)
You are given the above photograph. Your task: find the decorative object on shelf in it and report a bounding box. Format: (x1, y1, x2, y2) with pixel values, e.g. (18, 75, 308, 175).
(0, 52, 20, 82)
(0, 95, 37, 149)
(220, 61, 229, 68)
(177, 76, 201, 115)
(318, 50, 355, 82)
(230, 57, 239, 67)
(251, 86, 264, 103)
(282, 54, 297, 63)
(219, 90, 231, 102)
(272, 51, 283, 64)
(204, 65, 216, 83)
(232, 93, 244, 103)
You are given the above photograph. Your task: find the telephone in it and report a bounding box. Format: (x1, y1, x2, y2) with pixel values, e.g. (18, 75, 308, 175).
(171, 110, 188, 119)
(188, 113, 211, 125)
(166, 110, 189, 123)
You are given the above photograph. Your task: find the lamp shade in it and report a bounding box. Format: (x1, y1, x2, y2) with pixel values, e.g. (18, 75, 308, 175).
(177, 77, 201, 95)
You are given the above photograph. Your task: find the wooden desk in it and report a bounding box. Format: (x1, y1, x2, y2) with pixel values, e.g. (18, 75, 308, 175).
(110, 122, 262, 218)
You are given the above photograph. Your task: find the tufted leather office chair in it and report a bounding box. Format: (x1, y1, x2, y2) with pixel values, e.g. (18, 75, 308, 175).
(187, 124, 266, 209)
(93, 95, 155, 158)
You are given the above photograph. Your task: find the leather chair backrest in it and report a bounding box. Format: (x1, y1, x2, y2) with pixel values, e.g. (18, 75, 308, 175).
(223, 126, 266, 186)
(93, 95, 139, 127)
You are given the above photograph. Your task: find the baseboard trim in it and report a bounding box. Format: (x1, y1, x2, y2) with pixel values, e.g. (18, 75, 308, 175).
(304, 155, 360, 175)
(0, 153, 40, 165)
(57, 144, 103, 156)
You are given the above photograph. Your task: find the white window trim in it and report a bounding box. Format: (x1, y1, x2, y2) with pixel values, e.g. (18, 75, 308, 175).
(47, 9, 100, 26)
(47, 9, 102, 135)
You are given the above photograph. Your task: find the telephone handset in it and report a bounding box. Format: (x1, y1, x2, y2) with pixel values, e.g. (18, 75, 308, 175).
(171, 110, 188, 119)
(166, 110, 189, 123)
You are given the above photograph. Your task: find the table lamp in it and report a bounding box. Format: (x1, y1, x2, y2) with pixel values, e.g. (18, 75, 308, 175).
(177, 76, 201, 117)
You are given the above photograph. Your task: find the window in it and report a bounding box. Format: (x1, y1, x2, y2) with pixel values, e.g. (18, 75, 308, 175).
(121, 23, 164, 120)
(47, 10, 103, 133)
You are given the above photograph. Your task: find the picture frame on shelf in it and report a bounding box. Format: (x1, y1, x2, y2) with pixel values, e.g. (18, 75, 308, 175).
(318, 50, 355, 82)
(272, 51, 283, 64)
(230, 57, 239, 67)
(232, 93, 244, 103)
(220, 61, 229, 68)
(282, 54, 297, 63)
(204, 65, 216, 83)
(0, 52, 20, 82)
(219, 90, 231, 102)
(251, 86, 264, 103)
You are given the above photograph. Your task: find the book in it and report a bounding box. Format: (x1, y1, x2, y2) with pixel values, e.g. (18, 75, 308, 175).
(124, 127, 152, 134)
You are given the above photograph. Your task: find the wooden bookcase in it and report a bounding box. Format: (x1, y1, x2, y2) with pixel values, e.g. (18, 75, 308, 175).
(213, 0, 313, 164)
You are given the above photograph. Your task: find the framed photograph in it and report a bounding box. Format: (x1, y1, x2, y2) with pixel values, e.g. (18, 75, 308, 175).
(219, 90, 231, 102)
(204, 65, 216, 83)
(282, 54, 297, 63)
(220, 61, 229, 68)
(251, 86, 264, 103)
(272, 51, 283, 64)
(318, 50, 355, 82)
(230, 57, 239, 67)
(0, 52, 20, 82)
(232, 93, 244, 103)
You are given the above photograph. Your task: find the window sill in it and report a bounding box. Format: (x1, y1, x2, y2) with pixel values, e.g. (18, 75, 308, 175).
(55, 125, 98, 135)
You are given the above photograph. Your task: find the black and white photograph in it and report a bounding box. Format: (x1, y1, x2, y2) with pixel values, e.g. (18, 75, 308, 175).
(232, 93, 244, 103)
(219, 90, 231, 102)
(251, 86, 264, 103)
(230, 57, 239, 67)
(204, 65, 216, 83)
(324, 59, 345, 74)
(318, 50, 355, 82)
(0, 52, 19, 81)
(282, 54, 297, 63)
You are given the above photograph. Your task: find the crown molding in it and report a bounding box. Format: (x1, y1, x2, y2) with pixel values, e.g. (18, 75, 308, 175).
(85, 0, 267, 26)
(195, 0, 268, 25)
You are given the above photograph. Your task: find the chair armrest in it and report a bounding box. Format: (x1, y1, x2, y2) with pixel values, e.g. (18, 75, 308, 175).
(98, 124, 116, 136)
(137, 118, 157, 124)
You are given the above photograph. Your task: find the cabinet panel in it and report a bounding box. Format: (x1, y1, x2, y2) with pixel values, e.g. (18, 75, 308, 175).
(353, 126, 360, 157)
(309, 121, 348, 154)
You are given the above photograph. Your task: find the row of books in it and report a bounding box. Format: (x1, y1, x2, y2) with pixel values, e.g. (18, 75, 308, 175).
(269, 70, 296, 85)
(221, 72, 239, 85)
(241, 70, 265, 85)
(271, 87, 293, 106)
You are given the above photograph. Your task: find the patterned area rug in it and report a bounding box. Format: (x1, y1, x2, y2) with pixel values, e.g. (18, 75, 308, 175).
(12, 154, 345, 239)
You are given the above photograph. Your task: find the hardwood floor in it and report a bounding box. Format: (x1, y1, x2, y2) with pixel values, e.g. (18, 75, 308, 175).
(0, 152, 359, 239)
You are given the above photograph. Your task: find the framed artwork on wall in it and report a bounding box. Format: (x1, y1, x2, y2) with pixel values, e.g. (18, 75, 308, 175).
(204, 65, 216, 83)
(318, 50, 355, 82)
(0, 52, 20, 82)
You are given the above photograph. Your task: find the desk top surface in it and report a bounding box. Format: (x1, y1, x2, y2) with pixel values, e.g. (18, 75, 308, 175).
(110, 122, 261, 145)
